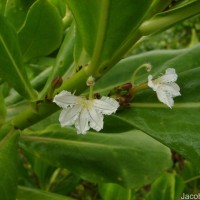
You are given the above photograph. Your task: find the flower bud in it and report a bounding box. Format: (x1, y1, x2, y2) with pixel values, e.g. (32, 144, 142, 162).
(52, 76, 63, 89)
(86, 76, 95, 86)
(122, 82, 132, 90)
(145, 63, 152, 72)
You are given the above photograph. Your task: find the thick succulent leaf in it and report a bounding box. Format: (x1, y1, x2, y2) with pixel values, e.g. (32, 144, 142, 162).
(0, 15, 36, 100)
(66, 0, 154, 71)
(20, 126, 171, 188)
(17, 186, 75, 200)
(99, 183, 131, 200)
(0, 126, 19, 200)
(18, 0, 63, 62)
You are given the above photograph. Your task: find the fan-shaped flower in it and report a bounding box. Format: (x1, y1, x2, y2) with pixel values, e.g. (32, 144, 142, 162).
(53, 91, 119, 134)
(148, 68, 181, 108)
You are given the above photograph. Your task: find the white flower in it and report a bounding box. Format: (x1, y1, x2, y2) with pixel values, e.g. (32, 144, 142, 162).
(53, 91, 119, 134)
(148, 68, 181, 108)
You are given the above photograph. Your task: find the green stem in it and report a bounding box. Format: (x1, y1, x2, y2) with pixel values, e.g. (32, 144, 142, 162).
(131, 64, 151, 85)
(130, 82, 148, 96)
(55, 68, 88, 94)
(11, 102, 58, 130)
(87, 0, 110, 74)
(11, 68, 89, 130)
(89, 85, 94, 100)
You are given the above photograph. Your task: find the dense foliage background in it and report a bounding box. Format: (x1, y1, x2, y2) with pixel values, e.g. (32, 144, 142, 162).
(0, 0, 200, 200)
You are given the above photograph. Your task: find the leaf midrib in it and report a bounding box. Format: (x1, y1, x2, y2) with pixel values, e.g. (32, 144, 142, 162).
(20, 134, 142, 150)
(88, 0, 110, 73)
(0, 34, 34, 99)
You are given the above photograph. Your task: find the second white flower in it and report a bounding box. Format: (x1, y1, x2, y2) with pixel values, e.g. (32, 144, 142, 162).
(148, 68, 181, 108)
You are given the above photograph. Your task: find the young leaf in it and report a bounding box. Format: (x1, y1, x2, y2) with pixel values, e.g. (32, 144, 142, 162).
(20, 126, 172, 188)
(18, 0, 63, 62)
(0, 126, 19, 200)
(0, 15, 36, 100)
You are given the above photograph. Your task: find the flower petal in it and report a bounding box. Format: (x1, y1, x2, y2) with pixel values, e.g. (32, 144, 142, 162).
(161, 83, 181, 97)
(148, 75, 157, 91)
(59, 105, 81, 127)
(75, 108, 90, 134)
(93, 97, 119, 115)
(88, 107, 103, 132)
(53, 90, 78, 108)
(156, 89, 174, 108)
(158, 68, 177, 83)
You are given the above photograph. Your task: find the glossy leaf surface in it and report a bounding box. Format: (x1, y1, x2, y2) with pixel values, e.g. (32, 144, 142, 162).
(20, 126, 171, 188)
(18, 0, 63, 62)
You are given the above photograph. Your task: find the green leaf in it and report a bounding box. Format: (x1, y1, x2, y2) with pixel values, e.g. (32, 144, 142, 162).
(146, 173, 184, 200)
(66, 0, 154, 73)
(99, 183, 131, 200)
(0, 15, 36, 100)
(17, 186, 75, 200)
(18, 0, 63, 62)
(3, 0, 34, 31)
(159, 44, 200, 74)
(0, 126, 19, 200)
(20, 126, 171, 188)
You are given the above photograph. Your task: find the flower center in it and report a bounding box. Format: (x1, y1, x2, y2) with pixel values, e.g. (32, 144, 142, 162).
(76, 97, 93, 109)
